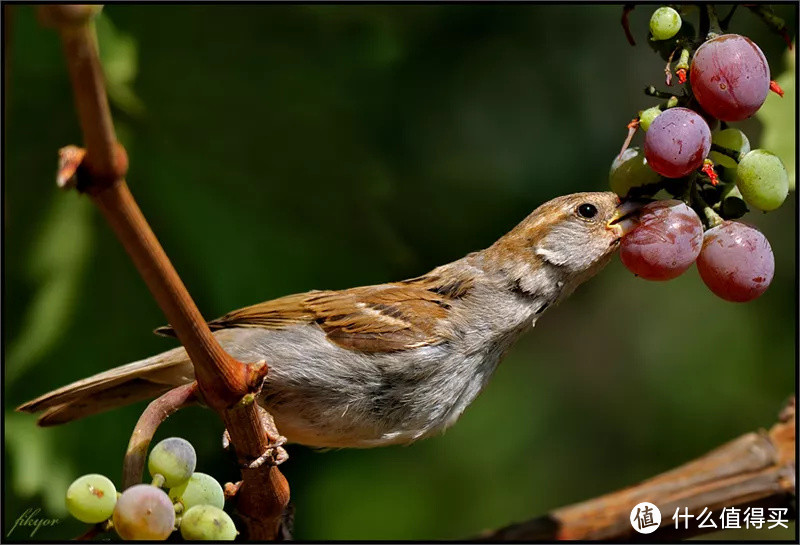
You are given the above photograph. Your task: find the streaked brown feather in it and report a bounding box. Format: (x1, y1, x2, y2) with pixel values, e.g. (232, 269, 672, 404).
(155, 270, 475, 353)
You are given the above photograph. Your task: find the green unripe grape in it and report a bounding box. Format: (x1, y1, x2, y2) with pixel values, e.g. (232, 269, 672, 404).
(709, 128, 751, 177)
(65, 474, 117, 523)
(711, 129, 751, 168)
(650, 7, 682, 41)
(638, 107, 661, 131)
(736, 149, 789, 211)
(710, 129, 751, 184)
(169, 472, 225, 510)
(609, 147, 662, 197)
(648, 20, 695, 61)
(180, 505, 238, 541)
(148, 437, 196, 488)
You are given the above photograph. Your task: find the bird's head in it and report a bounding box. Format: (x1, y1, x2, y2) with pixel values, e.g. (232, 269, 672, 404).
(484, 191, 641, 295)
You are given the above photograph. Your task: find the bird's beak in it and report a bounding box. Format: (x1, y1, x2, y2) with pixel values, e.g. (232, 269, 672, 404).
(607, 199, 646, 237)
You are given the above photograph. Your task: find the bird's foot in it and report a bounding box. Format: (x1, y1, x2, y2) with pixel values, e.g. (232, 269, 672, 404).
(245, 405, 288, 468)
(223, 405, 288, 468)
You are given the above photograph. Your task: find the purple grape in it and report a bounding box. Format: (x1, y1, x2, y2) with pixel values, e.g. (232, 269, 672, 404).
(113, 484, 175, 540)
(620, 200, 703, 281)
(696, 221, 774, 302)
(690, 34, 770, 122)
(644, 108, 711, 178)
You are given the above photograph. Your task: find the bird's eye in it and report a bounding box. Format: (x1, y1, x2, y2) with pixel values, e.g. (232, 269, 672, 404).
(577, 203, 598, 219)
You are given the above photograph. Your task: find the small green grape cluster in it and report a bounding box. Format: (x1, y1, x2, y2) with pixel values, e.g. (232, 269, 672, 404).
(610, 5, 793, 303)
(65, 437, 237, 541)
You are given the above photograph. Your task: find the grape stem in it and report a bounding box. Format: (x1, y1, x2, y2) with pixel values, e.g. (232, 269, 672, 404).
(720, 5, 738, 31)
(620, 4, 636, 46)
(644, 86, 678, 100)
(691, 180, 724, 229)
(675, 48, 690, 85)
(705, 5, 722, 40)
(664, 47, 678, 86)
(619, 118, 639, 156)
(747, 5, 794, 50)
(710, 143, 742, 163)
(675, 48, 690, 72)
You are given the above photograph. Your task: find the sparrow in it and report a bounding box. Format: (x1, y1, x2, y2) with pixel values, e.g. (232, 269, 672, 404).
(18, 192, 640, 448)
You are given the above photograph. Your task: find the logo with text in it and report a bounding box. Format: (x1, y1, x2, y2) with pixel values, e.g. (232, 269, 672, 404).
(630, 502, 661, 534)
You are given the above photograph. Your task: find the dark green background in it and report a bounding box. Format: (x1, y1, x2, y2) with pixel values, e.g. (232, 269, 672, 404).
(4, 4, 796, 540)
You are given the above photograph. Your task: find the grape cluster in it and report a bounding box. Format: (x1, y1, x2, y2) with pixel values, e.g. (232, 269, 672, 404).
(611, 5, 792, 303)
(64, 437, 237, 541)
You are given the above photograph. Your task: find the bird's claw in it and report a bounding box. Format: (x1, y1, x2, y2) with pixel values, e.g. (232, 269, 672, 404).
(242, 444, 288, 469)
(255, 403, 288, 466)
(225, 405, 288, 468)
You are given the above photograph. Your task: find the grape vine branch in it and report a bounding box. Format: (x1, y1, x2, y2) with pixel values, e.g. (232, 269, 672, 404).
(478, 396, 796, 540)
(38, 4, 290, 540)
(122, 382, 199, 490)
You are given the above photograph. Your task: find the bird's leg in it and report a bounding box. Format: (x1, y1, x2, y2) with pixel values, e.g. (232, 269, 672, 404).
(242, 405, 288, 468)
(224, 404, 288, 467)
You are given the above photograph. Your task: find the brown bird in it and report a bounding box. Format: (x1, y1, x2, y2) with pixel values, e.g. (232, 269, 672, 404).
(19, 192, 640, 448)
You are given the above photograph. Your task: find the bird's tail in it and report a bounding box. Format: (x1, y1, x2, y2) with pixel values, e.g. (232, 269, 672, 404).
(16, 346, 196, 427)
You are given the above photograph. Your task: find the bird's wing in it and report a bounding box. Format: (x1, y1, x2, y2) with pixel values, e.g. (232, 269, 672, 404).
(154, 271, 474, 353)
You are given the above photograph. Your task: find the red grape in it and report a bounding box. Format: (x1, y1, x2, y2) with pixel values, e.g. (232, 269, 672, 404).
(620, 200, 703, 281)
(644, 108, 711, 178)
(696, 221, 774, 302)
(690, 34, 770, 122)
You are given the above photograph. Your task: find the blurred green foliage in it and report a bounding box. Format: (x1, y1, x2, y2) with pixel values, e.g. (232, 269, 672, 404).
(759, 45, 796, 191)
(3, 4, 796, 540)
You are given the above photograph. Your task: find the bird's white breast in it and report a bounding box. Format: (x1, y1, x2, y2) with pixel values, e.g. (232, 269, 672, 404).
(213, 281, 542, 448)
